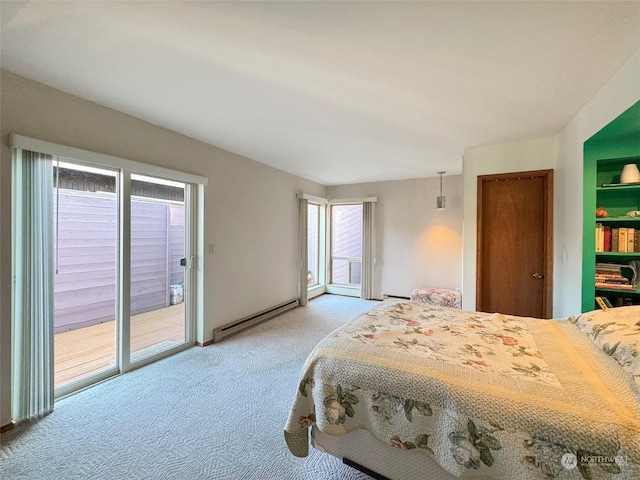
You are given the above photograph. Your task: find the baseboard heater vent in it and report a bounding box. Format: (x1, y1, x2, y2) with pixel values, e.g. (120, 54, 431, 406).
(212, 298, 299, 342)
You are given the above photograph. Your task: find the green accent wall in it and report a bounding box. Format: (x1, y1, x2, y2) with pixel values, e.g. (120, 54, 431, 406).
(582, 100, 640, 312)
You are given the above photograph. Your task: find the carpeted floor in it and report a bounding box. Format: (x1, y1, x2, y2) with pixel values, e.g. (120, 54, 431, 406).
(0, 294, 380, 480)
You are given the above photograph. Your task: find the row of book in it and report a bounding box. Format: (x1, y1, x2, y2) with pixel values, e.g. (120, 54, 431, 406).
(595, 295, 637, 309)
(595, 261, 639, 291)
(595, 225, 640, 253)
(594, 296, 614, 309)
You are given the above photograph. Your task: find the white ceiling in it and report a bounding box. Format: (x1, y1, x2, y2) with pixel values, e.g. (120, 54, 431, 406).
(1, 1, 639, 185)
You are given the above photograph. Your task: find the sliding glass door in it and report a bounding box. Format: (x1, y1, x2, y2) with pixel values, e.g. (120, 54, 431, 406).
(11, 136, 207, 421)
(51, 161, 195, 395)
(327, 203, 363, 297)
(130, 174, 187, 362)
(53, 161, 119, 389)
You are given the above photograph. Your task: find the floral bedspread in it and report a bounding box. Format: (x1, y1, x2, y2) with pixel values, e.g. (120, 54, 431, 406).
(284, 301, 640, 479)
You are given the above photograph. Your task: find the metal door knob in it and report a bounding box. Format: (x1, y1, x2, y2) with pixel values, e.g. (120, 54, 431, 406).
(532, 273, 544, 279)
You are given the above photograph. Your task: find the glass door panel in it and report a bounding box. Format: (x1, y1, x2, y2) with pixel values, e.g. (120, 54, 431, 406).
(53, 161, 118, 389)
(130, 174, 187, 362)
(330, 204, 363, 286)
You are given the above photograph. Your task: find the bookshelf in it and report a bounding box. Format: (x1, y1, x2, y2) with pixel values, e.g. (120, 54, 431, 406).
(582, 101, 640, 312)
(593, 180, 640, 307)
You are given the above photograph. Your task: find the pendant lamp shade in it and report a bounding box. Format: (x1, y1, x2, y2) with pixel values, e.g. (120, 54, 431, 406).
(436, 171, 446, 210)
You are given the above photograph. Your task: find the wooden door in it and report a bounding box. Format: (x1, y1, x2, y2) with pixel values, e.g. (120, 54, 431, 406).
(477, 170, 553, 318)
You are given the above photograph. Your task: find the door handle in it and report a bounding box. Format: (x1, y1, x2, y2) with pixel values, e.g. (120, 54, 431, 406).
(180, 256, 195, 269)
(532, 273, 544, 279)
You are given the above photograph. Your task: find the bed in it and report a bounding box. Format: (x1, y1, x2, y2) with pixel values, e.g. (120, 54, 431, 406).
(284, 301, 640, 479)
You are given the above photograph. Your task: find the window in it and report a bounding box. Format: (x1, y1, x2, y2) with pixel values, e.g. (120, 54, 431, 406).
(299, 195, 374, 302)
(305, 201, 326, 301)
(307, 203, 319, 287)
(330, 204, 363, 286)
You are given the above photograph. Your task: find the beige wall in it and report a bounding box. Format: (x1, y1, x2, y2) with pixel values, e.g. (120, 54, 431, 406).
(2, 48, 638, 428)
(328, 175, 463, 299)
(0, 70, 326, 426)
(461, 137, 557, 311)
(461, 50, 640, 317)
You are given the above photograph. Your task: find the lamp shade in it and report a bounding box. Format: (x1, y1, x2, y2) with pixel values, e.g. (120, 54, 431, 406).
(436, 171, 446, 210)
(620, 163, 640, 184)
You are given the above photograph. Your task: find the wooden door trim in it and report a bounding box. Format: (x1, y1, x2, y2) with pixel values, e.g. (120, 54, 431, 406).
(476, 169, 554, 318)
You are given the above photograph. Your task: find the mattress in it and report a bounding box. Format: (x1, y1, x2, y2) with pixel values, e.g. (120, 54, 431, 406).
(284, 301, 640, 479)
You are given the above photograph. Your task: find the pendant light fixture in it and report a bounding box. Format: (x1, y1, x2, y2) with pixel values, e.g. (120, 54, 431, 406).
(436, 171, 446, 210)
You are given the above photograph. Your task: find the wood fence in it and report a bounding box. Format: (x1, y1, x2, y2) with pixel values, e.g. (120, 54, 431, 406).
(53, 189, 184, 333)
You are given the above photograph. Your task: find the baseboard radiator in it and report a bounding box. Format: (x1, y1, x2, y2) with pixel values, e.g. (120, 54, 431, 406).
(212, 298, 299, 342)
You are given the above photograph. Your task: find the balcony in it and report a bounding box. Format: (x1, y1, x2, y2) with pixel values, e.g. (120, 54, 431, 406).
(54, 303, 185, 389)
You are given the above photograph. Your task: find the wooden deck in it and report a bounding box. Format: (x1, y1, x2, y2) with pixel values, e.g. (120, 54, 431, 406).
(54, 303, 185, 389)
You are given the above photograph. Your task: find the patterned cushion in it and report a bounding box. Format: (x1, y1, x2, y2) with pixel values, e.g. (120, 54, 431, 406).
(410, 288, 462, 309)
(570, 305, 640, 378)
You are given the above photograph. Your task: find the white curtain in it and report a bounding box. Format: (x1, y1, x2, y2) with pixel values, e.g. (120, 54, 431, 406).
(299, 197, 309, 306)
(361, 201, 375, 300)
(12, 149, 55, 421)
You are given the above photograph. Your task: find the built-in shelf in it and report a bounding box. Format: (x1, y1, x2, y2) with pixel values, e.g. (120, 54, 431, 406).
(597, 184, 640, 191)
(581, 101, 640, 312)
(595, 217, 640, 223)
(595, 287, 640, 295)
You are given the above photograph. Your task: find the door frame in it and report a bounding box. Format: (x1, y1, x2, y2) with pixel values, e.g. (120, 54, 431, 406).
(476, 169, 554, 318)
(54, 163, 200, 398)
(326, 202, 363, 298)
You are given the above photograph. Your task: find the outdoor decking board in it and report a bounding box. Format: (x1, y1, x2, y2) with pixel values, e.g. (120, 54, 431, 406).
(54, 303, 186, 388)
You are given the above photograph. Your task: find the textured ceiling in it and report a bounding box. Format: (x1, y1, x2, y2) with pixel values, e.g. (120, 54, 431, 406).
(1, 1, 639, 185)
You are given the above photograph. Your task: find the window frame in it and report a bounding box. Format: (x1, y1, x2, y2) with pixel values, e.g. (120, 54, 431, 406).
(307, 201, 326, 300)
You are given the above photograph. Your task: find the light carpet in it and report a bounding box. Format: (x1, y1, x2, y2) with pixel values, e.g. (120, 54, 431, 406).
(0, 294, 380, 480)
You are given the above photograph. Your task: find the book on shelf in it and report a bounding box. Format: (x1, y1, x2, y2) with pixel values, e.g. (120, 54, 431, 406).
(602, 297, 614, 308)
(594, 260, 640, 291)
(595, 282, 635, 290)
(600, 226, 640, 253)
(595, 277, 631, 288)
(619, 228, 628, 253)
(595, 262, 627, 271)
(604, 225, 611, 252)
(595, 223, 604, 252)
(595, 296, 609, 310)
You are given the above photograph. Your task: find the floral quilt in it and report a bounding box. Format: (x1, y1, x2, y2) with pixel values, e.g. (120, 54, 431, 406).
(569, 306, 640, 387)
(410, 288, 462, 309)
(284, 301, 640, 479)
